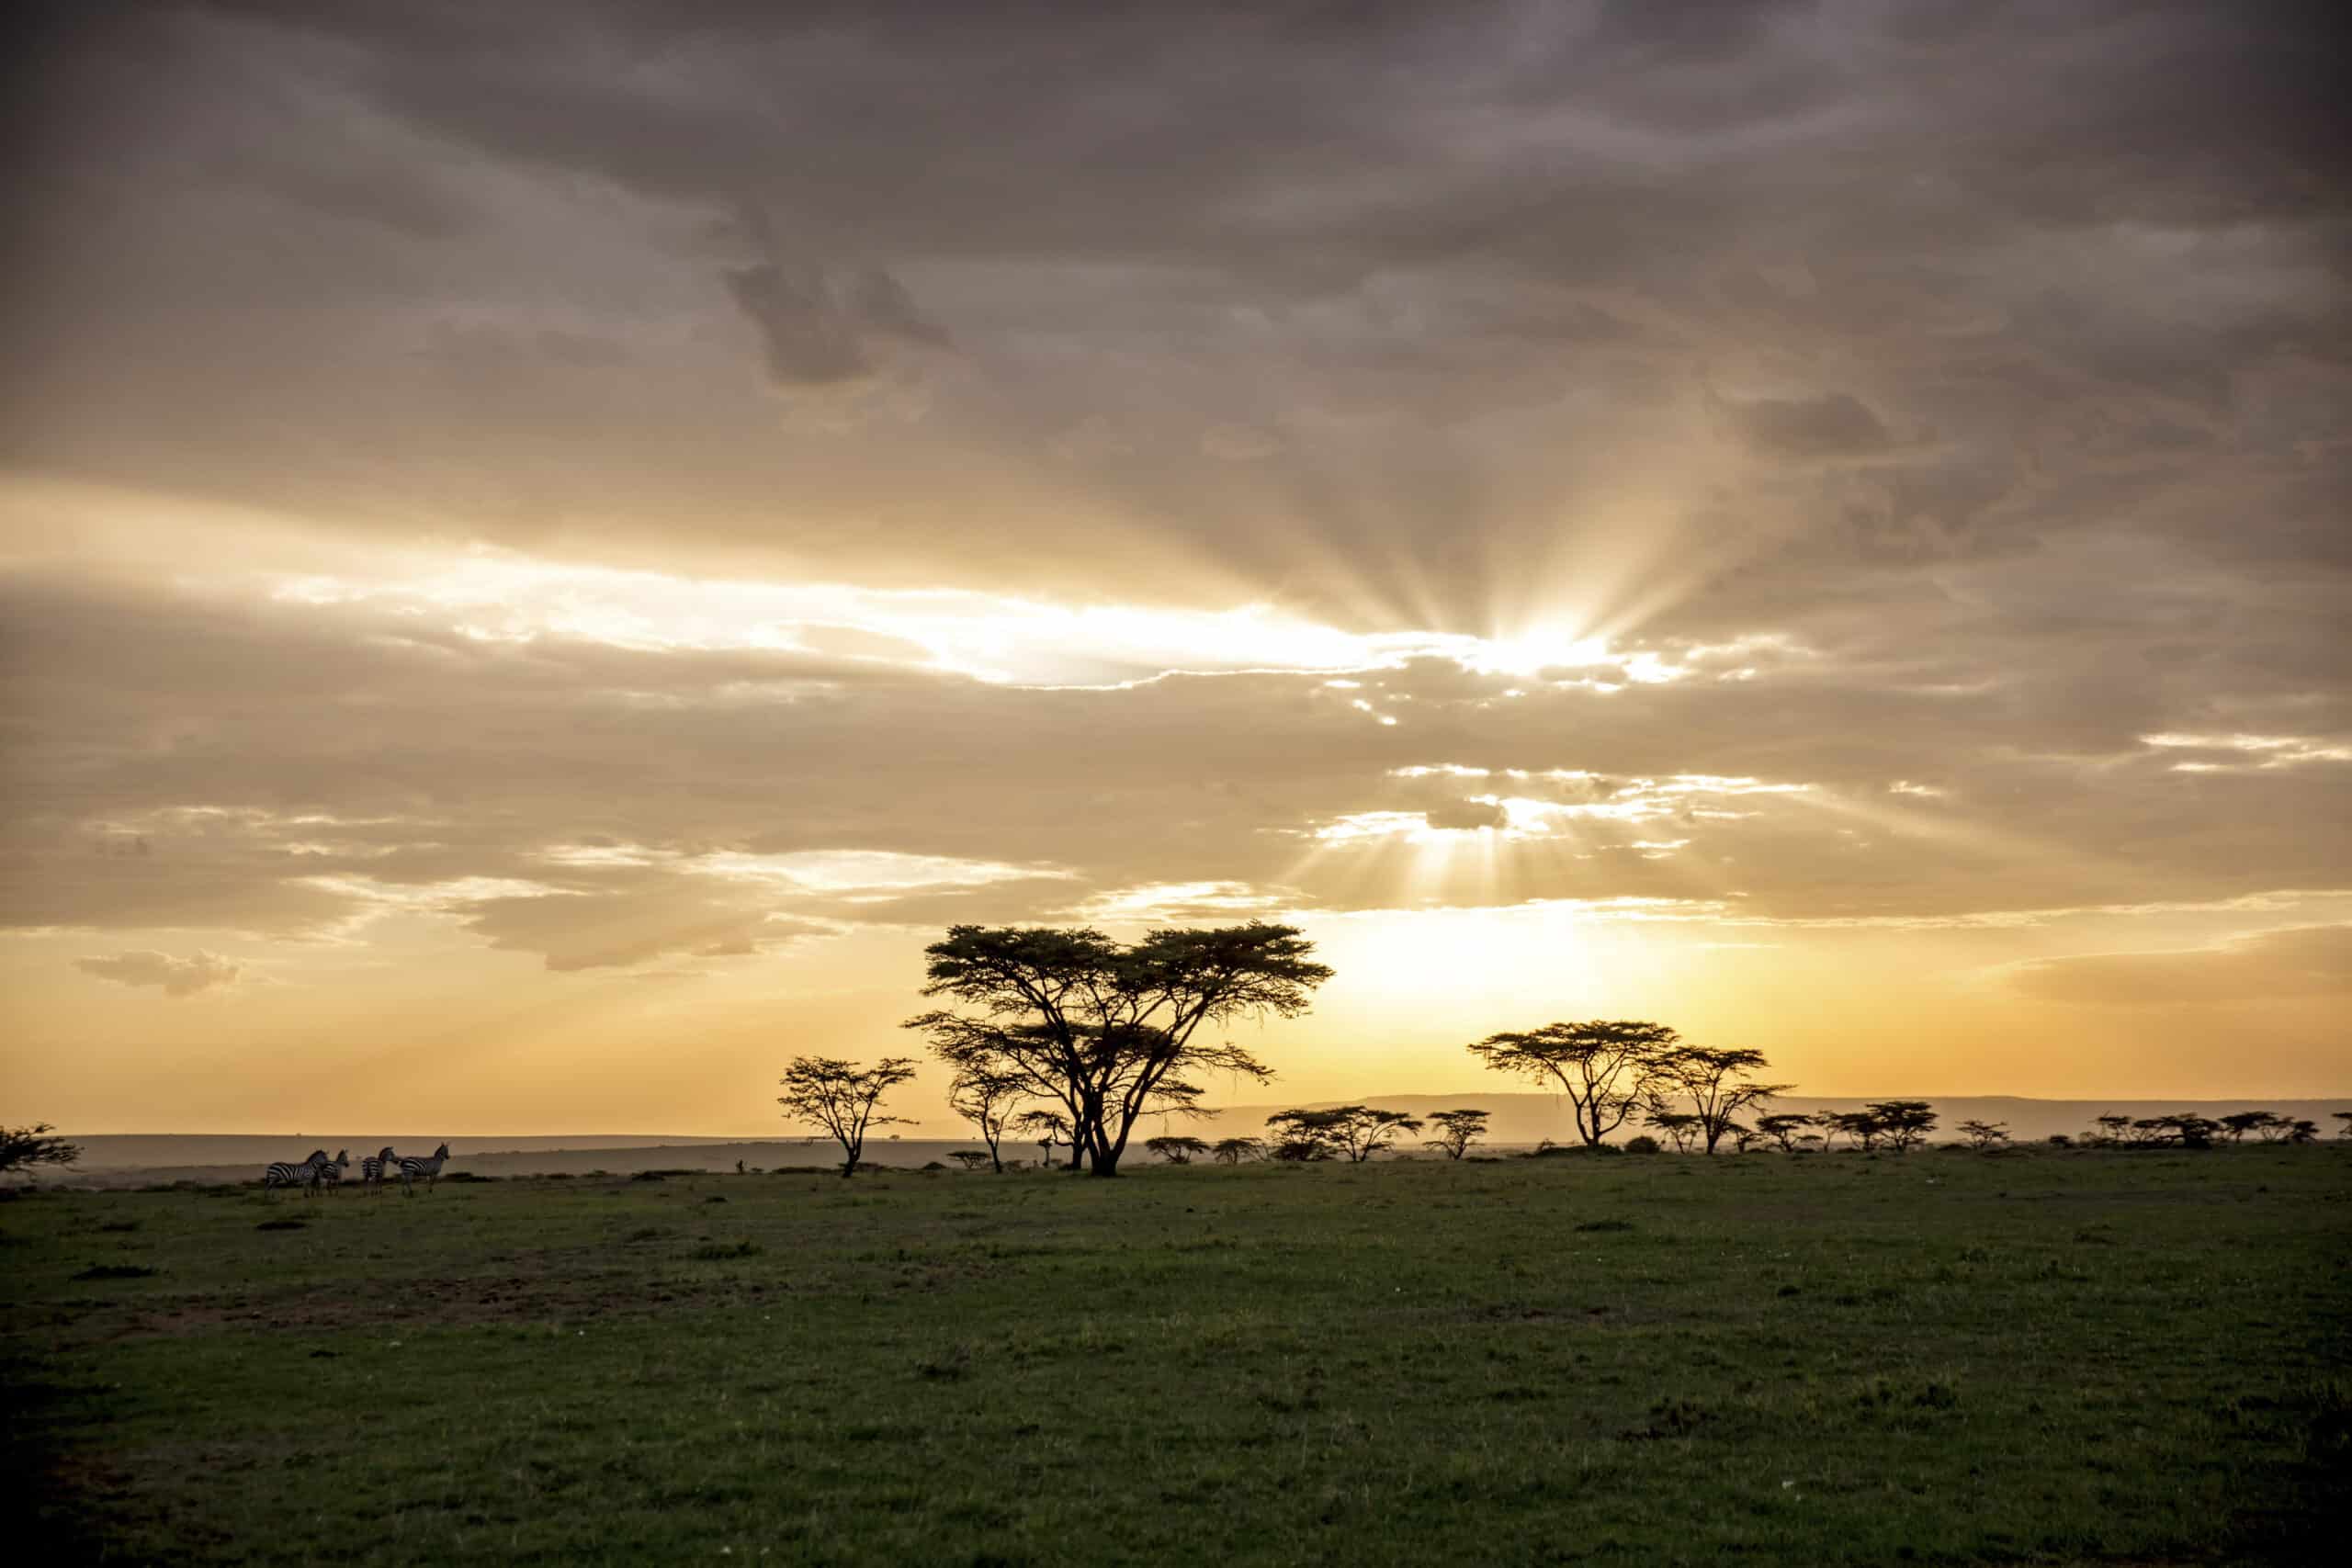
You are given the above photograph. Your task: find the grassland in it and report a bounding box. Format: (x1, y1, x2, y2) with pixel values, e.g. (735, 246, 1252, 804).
(6, 1146, 2346, 1565)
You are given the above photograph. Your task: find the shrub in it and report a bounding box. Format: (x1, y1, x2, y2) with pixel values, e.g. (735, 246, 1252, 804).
(1623, 1134, 1663, 1155)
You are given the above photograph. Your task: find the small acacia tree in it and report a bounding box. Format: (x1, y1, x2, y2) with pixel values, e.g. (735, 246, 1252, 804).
(1755, 1112, 1816, 1153)
(1467, 1020, 1676, 1147)
(1013, 1108, 1071, 1167)
(1867, 1100, 1939, 1153)
(1957, 1119, 2009, 1149)
(1211, 1136, 1266, 1164)
(1643, 1106, 1702, 1153)
(2335, 1111, 2352, 1140)
(946, 1066, 1025, 1173)
(1649, 1046, 1788, 1154)
(1265, 1106, 1422, 1163)
(777, 1055, 919, 1179)
(1145, 1134, 1210, 1165)
(0, 1122, 83, 1178)
(2219, 1111, 2274, 1143)
(1422, 1109, 1490, 1160)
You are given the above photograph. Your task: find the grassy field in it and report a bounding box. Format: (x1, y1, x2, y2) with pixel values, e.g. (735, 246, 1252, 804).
(6, 1146, 2346, 1565)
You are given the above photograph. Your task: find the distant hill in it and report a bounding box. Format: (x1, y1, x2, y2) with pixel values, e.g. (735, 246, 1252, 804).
(1195, 1094, 2350, 1146)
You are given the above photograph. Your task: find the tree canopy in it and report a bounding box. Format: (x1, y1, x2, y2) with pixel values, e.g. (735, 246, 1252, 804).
(1466, 1020, 1679, 1145)
(1422, 1109, 1490, 1160)
(904, 922, 1331, 1177)
(0, 1122, 82, 1177)
(1264, 1106, 1422, 1163)
(777, 1056, 918, 1179)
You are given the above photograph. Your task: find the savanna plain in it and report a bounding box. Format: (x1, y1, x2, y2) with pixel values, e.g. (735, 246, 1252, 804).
(7, 1147, 2347, 1566)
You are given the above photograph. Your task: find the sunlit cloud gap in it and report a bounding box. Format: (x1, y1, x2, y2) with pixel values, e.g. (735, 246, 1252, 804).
(259, 553, 1794, 689)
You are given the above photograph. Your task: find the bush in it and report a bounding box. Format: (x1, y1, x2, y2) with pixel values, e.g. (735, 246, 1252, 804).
(1623, 1135, 1662, 1155)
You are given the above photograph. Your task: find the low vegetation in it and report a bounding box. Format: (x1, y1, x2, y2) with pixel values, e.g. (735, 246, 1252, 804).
(6, 1145, 2345, 1564)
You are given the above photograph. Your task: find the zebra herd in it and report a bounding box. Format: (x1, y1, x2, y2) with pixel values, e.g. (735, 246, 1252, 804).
(261, 1143, 452, 1198)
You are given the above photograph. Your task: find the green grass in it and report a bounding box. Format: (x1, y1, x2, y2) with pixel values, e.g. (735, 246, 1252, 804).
(6, 1147, 2346, 1565)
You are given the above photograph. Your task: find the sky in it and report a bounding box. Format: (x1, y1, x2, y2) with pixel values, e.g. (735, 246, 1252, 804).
(2, 0, 2346, 1134)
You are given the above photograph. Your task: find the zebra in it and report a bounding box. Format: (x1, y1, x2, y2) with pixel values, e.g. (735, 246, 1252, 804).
(396, 1142, 452, 1197)
(263, 1149, 332, 1197)
(314, 1150, 352, 1194)
(359, 1146, 397, 1195)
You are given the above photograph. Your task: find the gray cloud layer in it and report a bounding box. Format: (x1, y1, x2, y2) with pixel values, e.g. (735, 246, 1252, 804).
(2, 1, 2346, 975)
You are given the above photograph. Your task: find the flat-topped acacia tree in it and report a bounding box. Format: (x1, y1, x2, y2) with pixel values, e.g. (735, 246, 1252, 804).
(1265, 1105, 1422, 1163)
(1466, 1020, 1679, 1147)
(904, 922, 1332, 1179)
(777, 1055, 919, 1179)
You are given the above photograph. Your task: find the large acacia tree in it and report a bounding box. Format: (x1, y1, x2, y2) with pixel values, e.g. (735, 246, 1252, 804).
(1466, 1020, 1678, 1146)
(904, 922, 1332, 1179)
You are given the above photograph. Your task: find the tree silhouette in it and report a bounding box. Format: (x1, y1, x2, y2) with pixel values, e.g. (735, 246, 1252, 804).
(1866, 1100, 1939, 1152)
(2089, 1113, 2134, 1146)
(1821, 1109, 1881, 1151)
(946, 1066, 1025, 1173)
(2219, 1111, 2274, 1143)
(1211, 1136, 1266, 1164)
(1013, 1107, 1071, 1168)
(1643, 1106, 1702, 1153)
(1755, 1112, 1816, 1153)
(1467, 1020, 1677, 1146)
(1264, 1106, 1422, 1163)
(2334, 1111, 2351, 1140)
(1648, 1046, 1788, 1154)
(947, 1150, 992, 1170)
(1145, 1134, 1210, 1164)
(1957, 1119, 2009, 1149)
(776, 1055, 918, 1179)
(0, 1123, 82, 1177)
(906, 922, 1331, 1178)
(1422, 1109, 1490, 1160)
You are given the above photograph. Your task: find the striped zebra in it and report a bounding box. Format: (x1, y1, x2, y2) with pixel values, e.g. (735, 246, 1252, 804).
(359, 1146, 397, 1196)
(314, 1150, 352, 1194)
(263, 1149, 332, 1197)
(396, 1142, 452, 1197)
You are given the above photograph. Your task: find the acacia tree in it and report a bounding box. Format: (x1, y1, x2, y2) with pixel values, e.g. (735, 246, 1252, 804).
(905, 922, 1332, 1179)
(1422, 1109, 1490, 1160)
(1145, 1134, 1210, 1165)
(1957, 1119, 2010, 1149)
(776, 1055, 918, 1179)
(1868, 1100, 1939, 1153)
(1643, 1106, 1702, 1153)
(946, 1066, 1025, 1173)
(1755, 1112, 1816, 1153)
(1648, 1046, 1788, 1154)
(2335, 1111, 2352, 1140)
(1466, 1020, 1677, 1146)
(2088, 1113, 2134, 1146)
(0, 1122, 83, 1177)
(1821, 1109, 1881, 1151)
(1211, 1136, 1266, 1164)
(1014, 1108, 1071, 1168)
(1265, 1106, 1422, 1163)
(2219, 1111, 2275, 1143)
